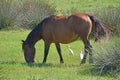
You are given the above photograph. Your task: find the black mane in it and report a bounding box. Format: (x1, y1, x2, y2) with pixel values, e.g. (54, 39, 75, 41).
(26, 17, 49, 45)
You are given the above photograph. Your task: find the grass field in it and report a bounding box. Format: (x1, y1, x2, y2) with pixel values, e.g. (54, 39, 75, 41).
(0, 0, 120, 80)
(0, 30, 118, 80)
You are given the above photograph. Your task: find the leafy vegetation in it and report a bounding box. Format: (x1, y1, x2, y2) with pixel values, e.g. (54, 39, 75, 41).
(93, 36, 120, 78)
(0, 0, 55, 29)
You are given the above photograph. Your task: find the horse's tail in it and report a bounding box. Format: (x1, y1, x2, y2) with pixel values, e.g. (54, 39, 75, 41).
(89, 15, 109, 42)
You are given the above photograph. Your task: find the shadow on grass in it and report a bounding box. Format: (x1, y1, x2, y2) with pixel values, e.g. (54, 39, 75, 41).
(0, 61, 114, 79)
(0, 61, 114, 80)
(0, 60, 81, 68)
(22, 62, 82, 68)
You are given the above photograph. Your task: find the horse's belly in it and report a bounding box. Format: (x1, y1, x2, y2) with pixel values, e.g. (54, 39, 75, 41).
(54, 33, 79, 44)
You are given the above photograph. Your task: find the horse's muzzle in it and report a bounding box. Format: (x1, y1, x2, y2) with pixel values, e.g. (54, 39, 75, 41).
(25, 58, 34, 63)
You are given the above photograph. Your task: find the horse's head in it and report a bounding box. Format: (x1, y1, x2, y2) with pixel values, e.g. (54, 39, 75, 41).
(22, 40, 35, 63)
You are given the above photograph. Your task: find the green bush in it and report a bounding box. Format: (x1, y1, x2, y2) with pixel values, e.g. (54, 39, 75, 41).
(93, 37, 120, 76)
(16, 0, 55, 29)
(0, 0, 55, 30)
(0, 0, 17, 29)
(91, 6, 120, 34)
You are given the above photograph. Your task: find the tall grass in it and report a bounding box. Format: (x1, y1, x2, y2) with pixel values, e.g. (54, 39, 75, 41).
(91, 6, 120, 35)
(93, 37, 120, 78)
(0, 0, 55, 30)
(16, 0, 55, 29)
(0, 0, 18, 29)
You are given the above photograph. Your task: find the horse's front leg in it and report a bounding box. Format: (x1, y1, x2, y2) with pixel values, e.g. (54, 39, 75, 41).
(55, 43, 64, 63)
(42, 42, 50, 64)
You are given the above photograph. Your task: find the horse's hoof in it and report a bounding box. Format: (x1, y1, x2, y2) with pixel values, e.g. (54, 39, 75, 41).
(89, 59, 94, 63)
(60, 61, 64, 64)
(80, 60, 86, 65)
(89, 61, 94, 63)
(80, 62, 85, 65)
(42, 61, 46, 64)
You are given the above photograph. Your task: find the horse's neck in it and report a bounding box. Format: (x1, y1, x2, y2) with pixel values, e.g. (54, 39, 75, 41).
(26, 29, 41, 46)
(25, 17, 48, 45)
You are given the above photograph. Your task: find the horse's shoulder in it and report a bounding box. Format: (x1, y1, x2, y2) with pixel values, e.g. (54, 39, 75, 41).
(70, 13, 88, 19)
(49, 15, 69, 21)
(68, 13, 90, 22)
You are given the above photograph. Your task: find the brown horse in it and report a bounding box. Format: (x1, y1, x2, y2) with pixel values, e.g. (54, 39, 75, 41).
(22, 13, 108, 64)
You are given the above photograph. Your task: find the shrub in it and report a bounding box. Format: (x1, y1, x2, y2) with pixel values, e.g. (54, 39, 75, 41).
(93, 37, 120, 76)
(0, 0, 55, 30)
(16, 0, 55, 29)
(91, 6, 120, 34)
(0, 0, 18, 30)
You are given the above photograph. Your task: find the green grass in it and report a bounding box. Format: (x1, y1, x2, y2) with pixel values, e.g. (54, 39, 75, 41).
(0, 0, 120, 79)
(0, 30, 118, 80)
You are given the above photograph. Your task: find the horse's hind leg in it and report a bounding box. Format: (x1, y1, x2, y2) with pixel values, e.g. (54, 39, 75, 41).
(55, 43, 64, 63)
(81, 39, 93, 64)
(86, 40, 93, 63)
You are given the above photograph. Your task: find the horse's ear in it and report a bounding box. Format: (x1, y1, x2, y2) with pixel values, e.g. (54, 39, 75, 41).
(22, 40, 25, 43)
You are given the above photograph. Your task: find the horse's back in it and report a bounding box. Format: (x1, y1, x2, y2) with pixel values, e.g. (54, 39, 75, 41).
(41, 13, 92, 43)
